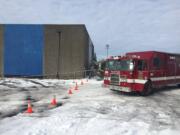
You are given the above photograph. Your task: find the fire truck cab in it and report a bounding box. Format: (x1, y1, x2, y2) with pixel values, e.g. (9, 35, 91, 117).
(105, 51, 180, 96)
(104, 56, 121, 85)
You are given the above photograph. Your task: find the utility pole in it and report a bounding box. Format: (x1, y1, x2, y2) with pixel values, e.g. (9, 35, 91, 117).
(106, 44, 110, 58)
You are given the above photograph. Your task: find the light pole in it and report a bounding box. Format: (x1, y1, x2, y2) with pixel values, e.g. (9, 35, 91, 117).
(106, 44, 109, 58)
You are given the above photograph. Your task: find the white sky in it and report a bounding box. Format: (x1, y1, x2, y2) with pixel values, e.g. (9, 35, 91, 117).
(0, 0, 180, 59)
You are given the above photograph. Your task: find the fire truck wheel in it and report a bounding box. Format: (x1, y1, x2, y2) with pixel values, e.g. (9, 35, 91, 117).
(140, 81, 152, 96)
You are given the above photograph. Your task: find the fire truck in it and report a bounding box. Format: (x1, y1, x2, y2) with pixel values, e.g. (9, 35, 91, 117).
(104, 51, 180, 96)
(104, 56, 120, 85)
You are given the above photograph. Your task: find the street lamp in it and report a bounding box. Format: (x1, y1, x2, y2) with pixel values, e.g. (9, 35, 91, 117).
(106, 44, 110, 58)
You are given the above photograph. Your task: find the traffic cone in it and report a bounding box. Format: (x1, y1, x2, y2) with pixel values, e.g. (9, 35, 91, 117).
(74, 82, 78, 90)
(25, 100, 33, 113)
(50, 95, 57, 106)
(81, 80, 84, 85)
(68, 88, 73, 95)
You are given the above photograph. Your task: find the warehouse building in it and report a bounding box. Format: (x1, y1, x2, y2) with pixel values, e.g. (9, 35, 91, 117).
(0, 24, 95, 79)
(0, 25, 3, 77)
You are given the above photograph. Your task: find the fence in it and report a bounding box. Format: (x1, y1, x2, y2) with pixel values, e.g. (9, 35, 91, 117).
(0, 69, 96, 79)
(44, 69, 95, 79)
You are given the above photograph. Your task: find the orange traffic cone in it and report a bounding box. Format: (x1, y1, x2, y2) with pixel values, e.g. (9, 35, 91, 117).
(74, 82, 78, 90)
(81, 80, 84, 85)
(68, 88, 73, 95)
(50, 95, 57, 106)
(26, 100, 33, 113)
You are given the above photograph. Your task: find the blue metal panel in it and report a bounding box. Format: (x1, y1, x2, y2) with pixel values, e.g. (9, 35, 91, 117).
(4, 24, 44, 76)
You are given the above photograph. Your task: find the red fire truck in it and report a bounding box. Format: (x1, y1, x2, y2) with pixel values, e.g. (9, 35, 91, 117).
(104, 56, 121, 85)
(104, 51, 180, 96)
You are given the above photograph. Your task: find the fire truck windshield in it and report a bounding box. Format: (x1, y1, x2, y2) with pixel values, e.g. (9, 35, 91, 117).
(116, 60, 134, 71)
(106, 60, 117, 70)
(106, 60, 134, 71)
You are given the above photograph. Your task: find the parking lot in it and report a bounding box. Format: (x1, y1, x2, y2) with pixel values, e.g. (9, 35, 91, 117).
(0, 78, 180, 135)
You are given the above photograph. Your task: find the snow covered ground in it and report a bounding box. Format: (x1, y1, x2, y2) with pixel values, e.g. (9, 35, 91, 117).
(0, 78, 180, 135)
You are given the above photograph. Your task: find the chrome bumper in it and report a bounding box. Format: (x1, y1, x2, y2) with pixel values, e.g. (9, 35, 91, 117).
(109, 85, 131, 92)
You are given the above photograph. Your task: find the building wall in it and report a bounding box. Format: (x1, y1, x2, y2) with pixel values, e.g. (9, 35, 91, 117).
(0, 25, 3, 77)
(43, 25, 59, 77)
(4, 24, 44, 76)
(1, 24, 94, 78)
(88, 37, 94, 68)
(44, 25, 89, 78)
(84, 27, 95, 70)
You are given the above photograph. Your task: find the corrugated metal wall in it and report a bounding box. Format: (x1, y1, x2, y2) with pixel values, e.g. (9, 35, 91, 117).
(0, 25, 3, 77)
(4, 24, 44, 76)
(44, 25, 89, 78)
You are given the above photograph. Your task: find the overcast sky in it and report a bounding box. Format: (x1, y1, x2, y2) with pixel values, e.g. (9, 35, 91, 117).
(0, 0, 180, 59)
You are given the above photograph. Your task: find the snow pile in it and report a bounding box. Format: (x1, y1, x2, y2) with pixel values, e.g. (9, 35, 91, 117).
(0, 78, 75, 88)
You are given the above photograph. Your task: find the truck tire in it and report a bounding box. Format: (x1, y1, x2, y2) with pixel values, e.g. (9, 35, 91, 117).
(140, 81, 153, 96)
